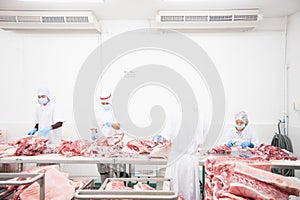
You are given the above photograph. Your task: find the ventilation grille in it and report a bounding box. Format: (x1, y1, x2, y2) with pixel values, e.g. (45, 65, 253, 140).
(0, 15, 17, 22)
(234, 15, 258, 21)
(160, 14, 259, 23)
(0, 11, 100, 32)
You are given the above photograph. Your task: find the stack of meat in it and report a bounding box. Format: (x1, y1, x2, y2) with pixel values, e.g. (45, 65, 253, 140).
(248, 144, 297, 161)
(124, 139, 171, 158)
(205, 156, 300, 200)
(15, 136, 48, 156)
(2, 165, 84, 200)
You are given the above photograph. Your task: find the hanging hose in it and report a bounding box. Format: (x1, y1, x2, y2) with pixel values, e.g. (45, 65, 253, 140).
(271, 120, 294, 176)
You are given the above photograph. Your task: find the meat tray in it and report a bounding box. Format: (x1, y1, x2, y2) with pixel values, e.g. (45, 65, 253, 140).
(74, 177, 179, 200)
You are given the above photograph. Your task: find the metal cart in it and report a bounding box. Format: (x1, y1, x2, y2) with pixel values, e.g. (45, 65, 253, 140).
(0, 173, 45, 200)
(74, 177, 179, 200)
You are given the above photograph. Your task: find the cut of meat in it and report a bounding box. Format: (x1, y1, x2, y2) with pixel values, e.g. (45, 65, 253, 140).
(59, 140, 91, 157)
(248, 144, 297, 161)
(9, 165, 78, 200)
(14, 136, 48, 156)
(133, 182, 155, 191)
(205, 156, 300, 200)
(97, 133, 124, 146)
(105, 181, 133, 190)
(233, 162, 300, 196)
(207, 144, 232, 154)
(150, 141, 172, 159)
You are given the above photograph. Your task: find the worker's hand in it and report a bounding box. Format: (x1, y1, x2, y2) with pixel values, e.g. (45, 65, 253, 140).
(105, 122, 113, 128)
(227, 141, 234, 147)
(39, 126, 52, 137)
(91, 133, 98, 141)
(112, 123, 120, 130)
(241, 142, 254, 148)
(28, 128, 38, 135)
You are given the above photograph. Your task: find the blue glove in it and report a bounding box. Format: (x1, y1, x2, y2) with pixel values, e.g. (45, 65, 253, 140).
(105, 122, 113, 128)
(241, 142, 254, 148)
(153, 135, 162, 143)
(91, 133, 98, 141)
(28, 128, 38, 135)
(227, 141, 234, 147)
(39, 126, 52, 137)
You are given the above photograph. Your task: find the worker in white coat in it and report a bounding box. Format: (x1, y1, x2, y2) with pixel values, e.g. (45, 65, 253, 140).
(94, 92, 127, 183)
(27, 88, 64, 145)
(225, 111, 258, 148)
(164, 114, 206, 200)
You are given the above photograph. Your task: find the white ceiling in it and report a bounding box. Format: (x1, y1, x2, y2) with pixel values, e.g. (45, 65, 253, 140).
(0, 0, 300, 20)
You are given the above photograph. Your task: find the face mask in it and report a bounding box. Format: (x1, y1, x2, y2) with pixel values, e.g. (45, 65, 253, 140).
(38, 97, 49, 105)
(102, 104, 112, 111)
(235, 124, 245, 131)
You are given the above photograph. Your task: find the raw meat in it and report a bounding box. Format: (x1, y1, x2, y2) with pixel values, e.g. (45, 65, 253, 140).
(207, 144, 232, 154)
(96, 133, 124, 146)
(14, 136, 48, 156)
(59, 139, 91, 157)
(10, 165, 79, 200)
(133, 182, 155, 191)
(205, 156, 300, 200)
(126, 139, 160, 154)
(248, 144, 297, 161)
(150, 141, 172, 159)
(105, 181, 133, 190)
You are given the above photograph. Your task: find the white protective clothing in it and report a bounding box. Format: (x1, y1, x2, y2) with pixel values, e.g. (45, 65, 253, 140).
(165, 116, 204, 200)
(225, 126, 258, 147)
(35, 88, 64, 145)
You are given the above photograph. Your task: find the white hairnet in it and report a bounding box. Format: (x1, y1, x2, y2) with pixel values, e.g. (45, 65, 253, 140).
(37, 88, 51, 100)
(235, 111, 248, 126)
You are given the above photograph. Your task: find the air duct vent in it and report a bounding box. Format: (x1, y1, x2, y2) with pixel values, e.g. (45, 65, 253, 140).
(0, 10, 100, 32)
(156, 9, 263, 31)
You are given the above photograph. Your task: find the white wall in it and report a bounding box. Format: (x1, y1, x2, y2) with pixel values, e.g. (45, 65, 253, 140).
(0, 19, 289, 177)
(287, 10, 300, 176)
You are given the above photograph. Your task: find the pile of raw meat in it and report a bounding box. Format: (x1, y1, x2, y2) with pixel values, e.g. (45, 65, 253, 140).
(0, 133, 171, 159)
(0, 165, 85, 200)
(207, 143, 297, 161)
(205, 156, 300, 200)
(104, 180, 184, 200)
(248, 144, 298, 161)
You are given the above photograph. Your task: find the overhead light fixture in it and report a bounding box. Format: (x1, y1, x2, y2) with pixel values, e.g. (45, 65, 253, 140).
(18, 0, 104, 2)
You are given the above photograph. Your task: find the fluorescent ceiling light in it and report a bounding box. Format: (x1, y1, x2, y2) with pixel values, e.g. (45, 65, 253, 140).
(18, 0, 104, 2)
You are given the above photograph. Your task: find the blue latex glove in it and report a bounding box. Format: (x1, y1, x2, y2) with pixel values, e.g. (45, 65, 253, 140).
(153, 135, 162, 143)
(227, 141, 234, 147)
(241, 142, 254, 148)
(39, 126, 52, 137)
(105, 122, 113, 128)
(91, 133, 98, 141)
(28, 128, 38, 135)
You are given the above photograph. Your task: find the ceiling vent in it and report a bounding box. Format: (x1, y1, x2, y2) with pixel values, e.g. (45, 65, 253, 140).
(156, 9, 263, 31)
(0, 10, 100, 32)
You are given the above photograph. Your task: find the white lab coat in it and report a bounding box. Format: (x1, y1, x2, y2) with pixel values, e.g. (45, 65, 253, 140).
(224, 126, 259, 147)
(165, 117, 204, 200)
(35, 101, 64, 145)
(98, 108, 119, 137)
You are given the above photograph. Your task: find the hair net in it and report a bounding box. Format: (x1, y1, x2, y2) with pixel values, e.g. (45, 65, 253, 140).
(37, 88, 51, 100)
(235, 111, 248, 126)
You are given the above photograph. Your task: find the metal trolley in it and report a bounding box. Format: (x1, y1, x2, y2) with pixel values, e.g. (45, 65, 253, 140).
(75, 177, 179, 200)
(0, 173, 45, 200)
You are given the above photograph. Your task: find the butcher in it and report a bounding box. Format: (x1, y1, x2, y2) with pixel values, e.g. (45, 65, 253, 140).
(95, 92, 128, 183)
(27, 88, 64, 145)
(225, 111, 258, 148)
